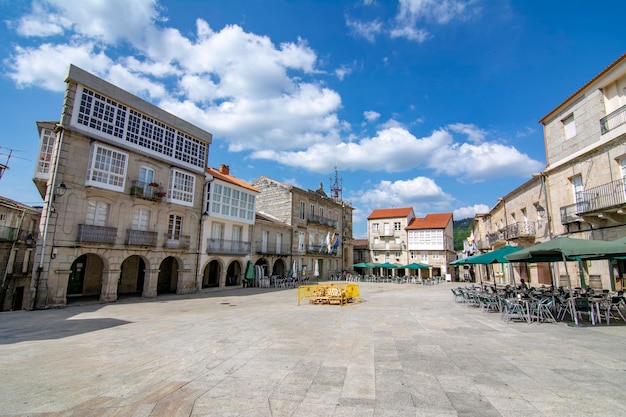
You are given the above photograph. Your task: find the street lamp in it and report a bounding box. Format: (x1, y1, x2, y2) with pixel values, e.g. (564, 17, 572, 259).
(54, 182, 67, 200)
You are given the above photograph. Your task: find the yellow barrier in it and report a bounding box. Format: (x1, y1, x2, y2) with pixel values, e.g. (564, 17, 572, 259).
(297, 283, 360, 306)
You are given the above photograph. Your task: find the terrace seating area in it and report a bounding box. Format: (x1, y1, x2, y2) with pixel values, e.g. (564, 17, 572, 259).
(344, 273, 444, 285)
(452, 284, 626, 326)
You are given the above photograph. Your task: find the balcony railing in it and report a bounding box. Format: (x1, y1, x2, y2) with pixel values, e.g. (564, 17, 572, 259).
(600, 103, 626, 134)
(306, 244, 337, 255)
(307, 214, 338, 228)
(578, 178, 626, 212)
(207, 238, 250, 255)
(560, 202, 583, 224)
(77, 224, 117, 244)
(254, 241, 291, 255)
(486, 231, 505, 246)
(130, 180, 165, 202)
(370, 242, 403, 251)
(0, 225, 18, 241)
(126, 229, 158, 246)
(163, 234, 190, 249)
(504, 221, 536, 240)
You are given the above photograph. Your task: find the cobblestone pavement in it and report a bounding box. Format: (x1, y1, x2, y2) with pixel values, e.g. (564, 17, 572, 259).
(1, 282, 625, 417)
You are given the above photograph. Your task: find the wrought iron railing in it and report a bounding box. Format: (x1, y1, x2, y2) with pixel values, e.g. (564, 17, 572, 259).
(307, 214, 338, 228)
(560, 203, 583, 224)
(486, 231, 505, 246)
(254, 241, 291, 255)
(130, 180, 165, 201)
(306, 244, 338, 255)
(578, 178, 626, 212)
(77, 224, 117, 243)
(600, 103, 626, 134)
(370, 242, 403, 250)
(207, 238, 250, 255)
(504, 221, 536, 239)
(126, 229, 158, 246)
(163, 234, 190, 249)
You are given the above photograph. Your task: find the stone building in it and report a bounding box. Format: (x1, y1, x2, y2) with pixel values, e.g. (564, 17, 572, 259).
(471, 52, 626, 290)
(0, 197, 41, 311)
(367, 207, 414, 269)
(251, 176, 352, 280)
(251, 211, 292, 280)
(31, 64, 212, 308)
(405, 212, 455, 280)
(199, 165, 258, 289)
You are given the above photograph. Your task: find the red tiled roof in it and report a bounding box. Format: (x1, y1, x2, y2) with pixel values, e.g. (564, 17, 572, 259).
(353, 239, 368, 249)
(207, 166, 258, 193)
(406, 212, 453, 230)
(367, 207, 413, 220)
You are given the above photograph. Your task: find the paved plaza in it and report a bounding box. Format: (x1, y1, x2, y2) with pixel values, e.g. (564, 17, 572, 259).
(1, 282, 625, 417)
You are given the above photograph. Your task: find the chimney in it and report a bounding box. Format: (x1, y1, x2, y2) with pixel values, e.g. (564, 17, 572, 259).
(219, 164, 230, 175)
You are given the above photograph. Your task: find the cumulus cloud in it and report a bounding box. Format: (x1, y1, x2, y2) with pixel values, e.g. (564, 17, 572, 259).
(454, 204, 489, 220)
(364, 110, 381, 122)
(252, 125, 543, 182)
(4, 0, 539, 187)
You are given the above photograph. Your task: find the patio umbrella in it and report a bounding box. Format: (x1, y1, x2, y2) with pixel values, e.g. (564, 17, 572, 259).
(400, 262, 430, 269)
(378, 262, 398, 269)
(353, 262, 370, 268)
(505, 236, 626, 263)
(245, 260, 254, 279)
(505, 236, 626, 325)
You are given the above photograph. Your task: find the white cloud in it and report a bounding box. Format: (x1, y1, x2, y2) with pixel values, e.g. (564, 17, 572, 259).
(454, 204, 489, 220)
(447, 122, 486, 143)
(364, 110, 381, 122)
(252, 124, 543, 182)
(346, 17, 383, 42)
(352, 176, 453, 222)
(391, 0, 480, 42)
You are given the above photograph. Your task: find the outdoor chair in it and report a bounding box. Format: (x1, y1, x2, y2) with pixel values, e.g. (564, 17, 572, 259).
(479, 294, 499, 313)
(574, 297, 596, 325)
(501, 298, 527, 323)
(531, 297, 556, 323)
(601, 296, 626, 325)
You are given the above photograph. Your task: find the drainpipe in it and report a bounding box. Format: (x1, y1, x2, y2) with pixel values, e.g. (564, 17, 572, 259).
(32, 125, 64, 309)
(195, 174, 214, 290)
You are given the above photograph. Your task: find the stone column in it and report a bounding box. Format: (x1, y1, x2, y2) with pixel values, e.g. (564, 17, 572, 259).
(177, 268, 196, 294)
(143, 268, 160, 298)
(100, 269, 120, 302)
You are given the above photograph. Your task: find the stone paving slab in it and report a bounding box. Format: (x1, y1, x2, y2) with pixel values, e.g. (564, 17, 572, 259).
(1, 282, 626, 416)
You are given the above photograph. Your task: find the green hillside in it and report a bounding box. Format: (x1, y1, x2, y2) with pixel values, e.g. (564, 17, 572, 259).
(453, 218, 473, 251)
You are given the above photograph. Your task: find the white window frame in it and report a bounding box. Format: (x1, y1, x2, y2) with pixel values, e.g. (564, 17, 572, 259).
(86, 201, 109, 227)
(35, 128, 56, 177)
(168, 215, 183, 240)
(563, 114, 576, 140)
(168, 168, 195, 207)
(86, 143, 128, 192)
(131, 208, 151, 231)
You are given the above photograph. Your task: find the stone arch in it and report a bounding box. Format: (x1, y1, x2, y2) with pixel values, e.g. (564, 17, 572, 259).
(119, 255, 148, 297)
(226, 260, 243, 286)
(202, 259, 221, 288)
(67, 253, 105, 302)
(272, 259, 286, 276)
(157, 256, 179, 294)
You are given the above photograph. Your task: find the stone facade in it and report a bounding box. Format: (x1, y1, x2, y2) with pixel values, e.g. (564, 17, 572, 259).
(471, 52, 626, 291)
(252, 176, 352, 280)
(0, 197, 40, 311)
(31, 65, 212, 308)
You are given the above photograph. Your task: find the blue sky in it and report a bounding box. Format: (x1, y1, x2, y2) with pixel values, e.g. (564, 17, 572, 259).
(0, 0, 624, 238)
